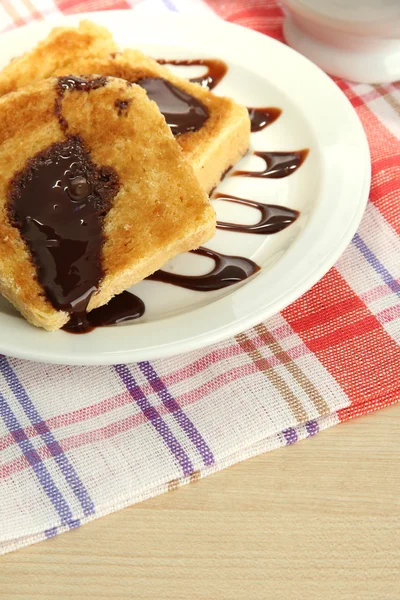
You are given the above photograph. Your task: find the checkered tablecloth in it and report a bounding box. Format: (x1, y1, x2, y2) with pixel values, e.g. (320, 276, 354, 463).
(0, 0, 399, 555)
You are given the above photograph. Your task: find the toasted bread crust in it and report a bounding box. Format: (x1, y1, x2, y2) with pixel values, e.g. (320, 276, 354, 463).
(0, 77, 215, 330)
(0, 21, 117, 97)
(54, 49, 251, 192)
(0, 20, 251, 193)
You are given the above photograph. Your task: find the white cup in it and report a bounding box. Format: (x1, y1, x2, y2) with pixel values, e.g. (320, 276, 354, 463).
(280, 0, 400, 83)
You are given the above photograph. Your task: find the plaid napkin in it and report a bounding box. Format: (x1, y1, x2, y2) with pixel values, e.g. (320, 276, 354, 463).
(0, 0, 399, 555)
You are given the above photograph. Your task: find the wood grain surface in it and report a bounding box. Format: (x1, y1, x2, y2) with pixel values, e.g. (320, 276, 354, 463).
(1, 404, 399, 600)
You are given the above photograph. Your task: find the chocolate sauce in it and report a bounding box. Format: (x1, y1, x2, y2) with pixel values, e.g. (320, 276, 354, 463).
(57, 75, 108, 93)
(67, 175, 91, 201)
(13, 76, 302, 331)
(55, 75, 108, 132)
(8, 136, 119, 321)
(149, 247, 259, 291)
(234, 149, 309, 179)
(115, 98, 131, 115)
(157, 58, 228, 90)
(247, 107, 282, 132)
(214, 193, 299, 234)
(63, 291, 145, 333)
(136, 77, 209, 135)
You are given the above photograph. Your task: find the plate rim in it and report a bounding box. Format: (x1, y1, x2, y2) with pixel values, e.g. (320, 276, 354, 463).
(0, 10, 371, 365)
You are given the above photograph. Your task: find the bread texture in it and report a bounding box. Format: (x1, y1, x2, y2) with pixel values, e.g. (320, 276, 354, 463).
(0, 20, 117, 97)
(53, 49, 251, 193)
(0, 20, 251, 193)
(0, 77, 216, 330)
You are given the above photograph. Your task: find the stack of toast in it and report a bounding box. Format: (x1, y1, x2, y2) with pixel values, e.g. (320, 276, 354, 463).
(0, 20, 250, 331)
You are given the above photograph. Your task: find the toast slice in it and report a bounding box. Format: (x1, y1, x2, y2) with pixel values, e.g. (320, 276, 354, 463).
(54, 49, 251, 193)
(0, 20, 117, 97)
(0, 21, 251, 193)
(0, 76, 216, 331)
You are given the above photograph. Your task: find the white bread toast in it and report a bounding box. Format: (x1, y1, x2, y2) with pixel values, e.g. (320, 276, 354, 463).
(0, 76, 216, 330)
(54, 49, 251, 193)
(0, 20, 117, 97)
(0, 20, 251, 193)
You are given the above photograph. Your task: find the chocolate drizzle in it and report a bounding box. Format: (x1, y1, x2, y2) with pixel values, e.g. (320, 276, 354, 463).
(214, 193, 299, 234)
(149, 247, 259, 291)
(234, 150, 309, 179)
(8, 136, 119, 324)
(136, 77, 209, 135)
(63, 291, 145, 333)
(8, 75, 311, 335)
(114, 98, 131, 115)
(157, 58, 228, 90)
(247, 107, 282, 132)
(57, 75, 108, 93)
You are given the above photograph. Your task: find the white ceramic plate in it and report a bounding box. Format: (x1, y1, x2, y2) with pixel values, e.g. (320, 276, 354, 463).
(0, 10, 370, 365)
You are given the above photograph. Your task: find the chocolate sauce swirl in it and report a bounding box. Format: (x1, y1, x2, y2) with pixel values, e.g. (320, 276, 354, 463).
(214, 193, 299, 234)
(234, 150, 309, 179)
(157, 58, 228, 90)
(136, 77, 209, 135)
(247, 107, 282, 132)
(9, 70, 308, 335)
(149, 247, 259, 291)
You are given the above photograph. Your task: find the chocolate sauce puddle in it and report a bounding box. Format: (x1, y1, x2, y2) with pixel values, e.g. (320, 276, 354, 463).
(214, 193, 299, 234)
(247, 107, 282, 132)
(157, 58, 228, 90)
(136, 77, 209, 135)
(234, 149, 309, 179)
(8, 136, 119, 326)
(63, 291, 145, 333)
(148, 247, 259, 291)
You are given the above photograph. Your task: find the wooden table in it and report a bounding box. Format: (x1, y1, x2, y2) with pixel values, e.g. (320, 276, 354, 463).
(1, 403, 399, 600)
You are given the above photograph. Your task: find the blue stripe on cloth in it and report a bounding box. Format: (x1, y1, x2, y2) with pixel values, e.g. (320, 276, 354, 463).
(114, 364, 194, 476)
(163, 0, 178, 11)
(282, 427, 298, 445)
(353, 233, 400, 297)
(45, 527, 59, 539)
(0, 391, 78, 529)
(138, 361, 215, 466)
(0, 356, 95, 518)
(306, 420, 319, 436)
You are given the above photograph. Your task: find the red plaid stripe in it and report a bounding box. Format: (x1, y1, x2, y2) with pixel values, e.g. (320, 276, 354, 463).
(1, 0, 27, 26)
(206, 0, 284, 39)
(206, 0, 400, 422)
(283, 269, 400, 405)
(54, 0, 131, 13)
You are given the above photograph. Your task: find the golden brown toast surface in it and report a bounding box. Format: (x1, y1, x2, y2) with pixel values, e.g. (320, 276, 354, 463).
(0, 76, 216, 330)
(0, 20, 117, 97)
(0, 20, 251, 193)
(53, 49, 251, 192)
